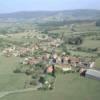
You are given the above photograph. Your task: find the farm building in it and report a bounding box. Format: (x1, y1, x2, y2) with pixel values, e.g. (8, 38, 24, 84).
(85, 69, 100, 80)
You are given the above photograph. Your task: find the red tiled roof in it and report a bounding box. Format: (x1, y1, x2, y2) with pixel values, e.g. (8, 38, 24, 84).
(47, 66, 53, 73)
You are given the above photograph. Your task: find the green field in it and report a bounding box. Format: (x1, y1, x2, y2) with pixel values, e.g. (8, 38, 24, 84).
(0, 56, 29, 92)
(81, 39, 100, 48)
(0, 55, 100, 100)
(1, 74, 100, 100)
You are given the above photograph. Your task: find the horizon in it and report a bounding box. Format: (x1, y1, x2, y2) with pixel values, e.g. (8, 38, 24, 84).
(0, 0, 100, 13)
(0, 9, 100, 14)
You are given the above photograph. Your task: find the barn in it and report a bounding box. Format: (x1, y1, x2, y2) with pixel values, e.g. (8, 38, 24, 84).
(85, 69, 100, 80)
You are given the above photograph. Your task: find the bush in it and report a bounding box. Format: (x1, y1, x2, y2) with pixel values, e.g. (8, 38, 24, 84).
(48, 32, 59, 38)
(68, 36, 83, 45)
(30, 79, 38, 86)
(97, 53, 100, 57)
(39, 76, 46, 84)
(25, 69, 33, 75)
(32, 73, 40, 79)
(35, 61, 46, 68)
(13, 68, 21, 73)
(61, 44, 71, 55)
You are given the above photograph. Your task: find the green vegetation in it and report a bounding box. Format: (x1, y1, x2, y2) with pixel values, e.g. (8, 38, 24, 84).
(0, 56, 28, 92)
(1, 74, 100, 100)
(0, 10, 100, 100)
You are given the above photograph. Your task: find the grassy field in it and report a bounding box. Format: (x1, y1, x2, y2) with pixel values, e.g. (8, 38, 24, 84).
(0, 56, 29, 92)
(81, 39, 100, 48)
(0, 55, 100, 100)
(70, 50, 97, 57)
(95, 58, 100, 69)
(1, 74, 100, 100)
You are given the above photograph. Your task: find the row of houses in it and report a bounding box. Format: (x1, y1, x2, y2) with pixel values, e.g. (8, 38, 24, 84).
(48, 54, 95, 68)
(2, 43, 95, 71)
(2, 44, 40, 57)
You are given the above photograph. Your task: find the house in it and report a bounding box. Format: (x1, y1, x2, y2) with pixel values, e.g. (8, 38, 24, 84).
(85, 69, 100, 80)
(13, 51, 20, 57)
(21, 57, 39, 65)
(62, 56, 80, 65)
(79, 58, 95, 68)
(62, 67, 72, 73)
(19, 47, 30, 57)
(69, 56, 80, 63)
(80, 62, 89, 67)
(53, 54, 58, 59)
(89, 61, 95, 68)
(57, 57, 61, 64)
(47, 66, 53, 73)
(2, 46, 16, 56)
(28, 57, 39, 65)
(42, 54, 50, 61)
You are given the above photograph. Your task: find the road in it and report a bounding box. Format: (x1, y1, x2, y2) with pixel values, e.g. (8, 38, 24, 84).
(0, 85, 41, 99)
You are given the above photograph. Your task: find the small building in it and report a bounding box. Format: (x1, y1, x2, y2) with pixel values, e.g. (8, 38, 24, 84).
(69, 56, 80, 63)
(89, 62, 95, 68)
(47, 66, 53, 73)
(62, 67, 72, 73)
(85, 69, 100, 80)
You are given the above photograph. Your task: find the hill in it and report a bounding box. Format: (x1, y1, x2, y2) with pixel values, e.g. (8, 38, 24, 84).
(0, 9, 100, 22)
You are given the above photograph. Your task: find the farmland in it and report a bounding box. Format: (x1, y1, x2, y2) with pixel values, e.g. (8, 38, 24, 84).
(1, 74, 100, 100)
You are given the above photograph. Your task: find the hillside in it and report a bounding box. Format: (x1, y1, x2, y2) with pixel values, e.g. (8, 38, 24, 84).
(0, 9, 100, 22)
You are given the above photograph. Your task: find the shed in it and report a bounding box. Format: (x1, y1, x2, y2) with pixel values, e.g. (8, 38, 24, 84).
(85, 69, 100, 80)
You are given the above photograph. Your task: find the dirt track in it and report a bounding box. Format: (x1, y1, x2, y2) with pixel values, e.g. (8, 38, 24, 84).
(0, 86, 40, 99)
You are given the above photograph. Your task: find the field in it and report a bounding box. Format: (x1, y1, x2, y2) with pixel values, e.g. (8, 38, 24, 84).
(0, 20, 100, 100)
(0, 73, 100, 100)
(0, 56, 28, 92)
(0, 55, 100, 100)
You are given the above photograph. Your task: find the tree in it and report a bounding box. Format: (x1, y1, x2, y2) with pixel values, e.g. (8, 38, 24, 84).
(35, 61, 46, 68)
(67, 36, 83, 45)
(61, 43, 70, 55)
(39, 76, 46, 84)
(13, 68, 21, 73)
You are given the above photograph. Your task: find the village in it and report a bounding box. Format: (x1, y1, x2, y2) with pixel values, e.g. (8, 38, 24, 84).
(1, 33, 99, 91)
(0, 0, 100, 99)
